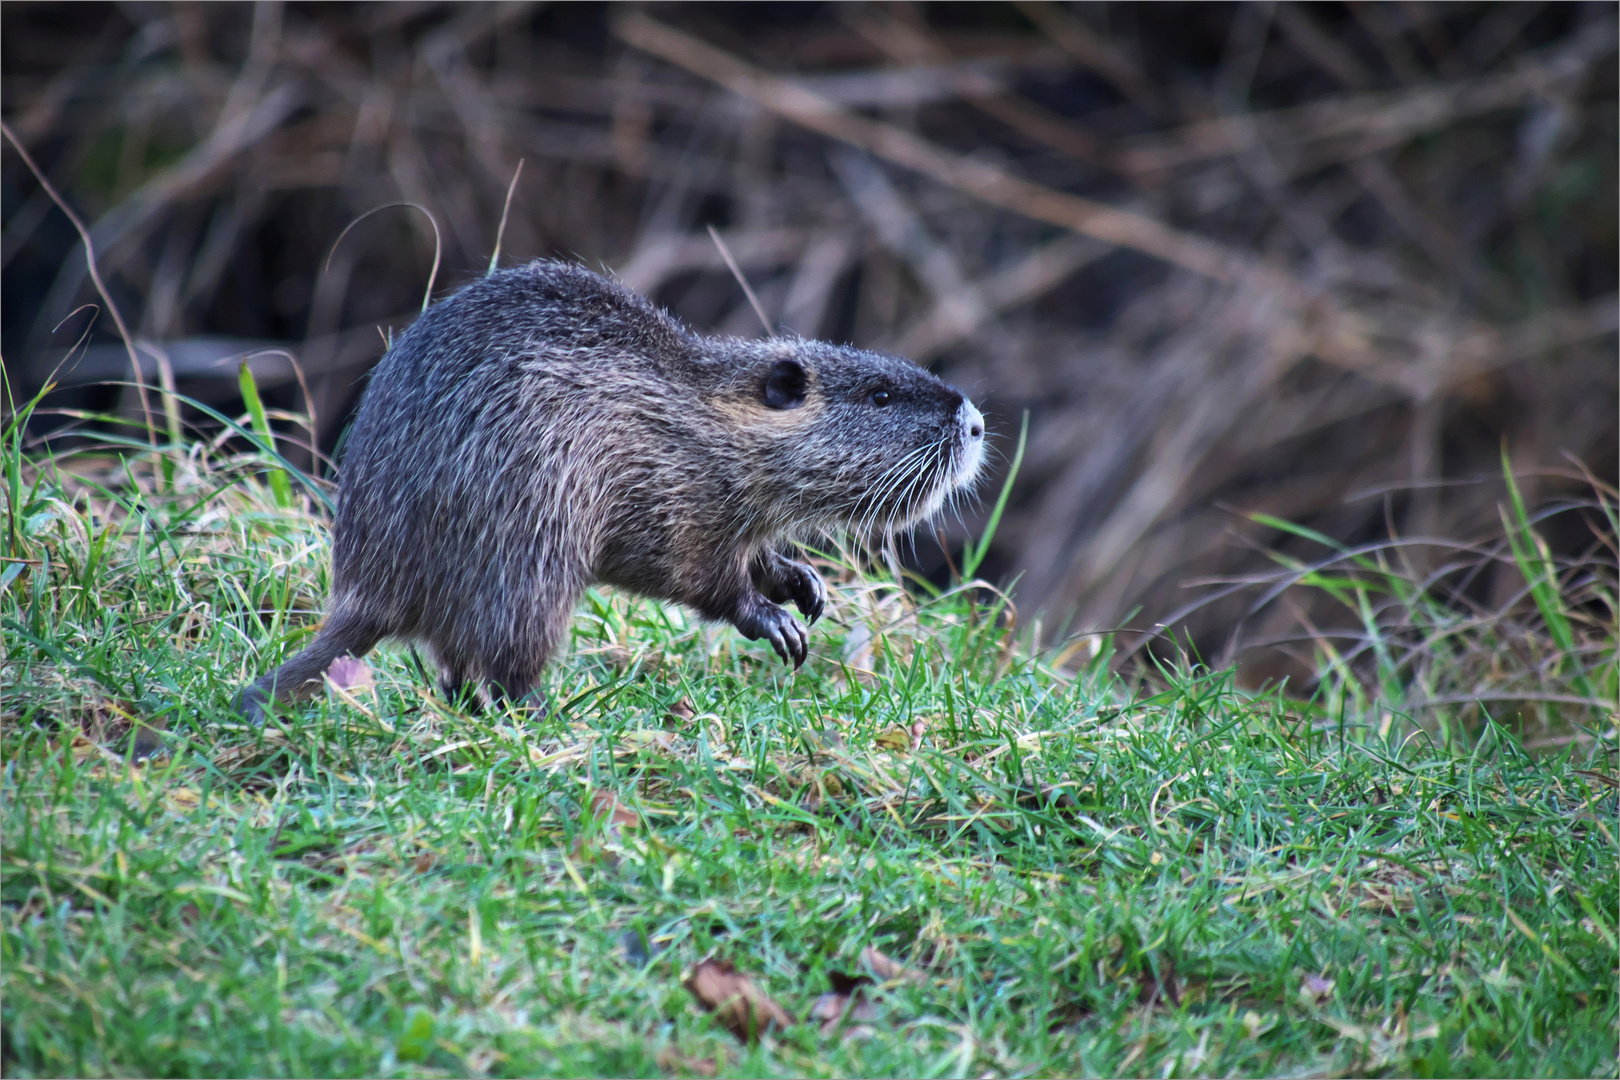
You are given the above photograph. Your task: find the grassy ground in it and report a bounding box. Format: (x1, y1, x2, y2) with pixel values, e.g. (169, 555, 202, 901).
(3, 411, 1617, 1077)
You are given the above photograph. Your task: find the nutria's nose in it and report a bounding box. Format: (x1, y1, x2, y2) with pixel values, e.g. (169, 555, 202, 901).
(961, 400, 984, 440)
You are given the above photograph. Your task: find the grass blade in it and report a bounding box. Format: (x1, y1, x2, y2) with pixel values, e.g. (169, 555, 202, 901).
(1500, 447, 1594, 700)
(237, 362, 296, 511)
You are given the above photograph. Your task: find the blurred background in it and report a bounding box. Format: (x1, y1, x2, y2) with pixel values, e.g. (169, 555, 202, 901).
(4, 2, 1616, 694)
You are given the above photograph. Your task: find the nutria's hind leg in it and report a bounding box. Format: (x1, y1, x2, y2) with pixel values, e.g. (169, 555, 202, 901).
(484, 660, 549, 717)
(234, 607, 383, 724)
(418, 641, 483, 712)
(441, 678, 485, 712)
(474, 574, 584, 719)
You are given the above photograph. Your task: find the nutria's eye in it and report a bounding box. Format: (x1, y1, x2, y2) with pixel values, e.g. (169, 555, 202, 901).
(763, 360, 807, 410)
(869, 389, 892, 407)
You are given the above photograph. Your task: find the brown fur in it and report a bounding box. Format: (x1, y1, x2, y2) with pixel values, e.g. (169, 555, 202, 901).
(235, 260, 984, 720)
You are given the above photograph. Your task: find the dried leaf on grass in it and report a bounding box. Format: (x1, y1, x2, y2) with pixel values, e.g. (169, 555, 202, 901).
(683, 958, 795, 1042)
(874, 727, 912, 752)
(808, 988, 879, 1038)
(588, 789, 641, 831)
(858, 944, 926, 984)
(324, 656, 377, 716)
(67, 733, 99, 764)
(573, 789, 642, 866)
(808, 945, 924, 1038)
(324, 656, 374, 692)
(1299, 972, 1336, 1006)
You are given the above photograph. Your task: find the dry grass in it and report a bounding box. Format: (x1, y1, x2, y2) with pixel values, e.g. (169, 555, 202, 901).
(4, 2, 1616, 685)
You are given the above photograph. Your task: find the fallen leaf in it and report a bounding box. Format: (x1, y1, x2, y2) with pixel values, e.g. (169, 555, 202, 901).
(683, 958, 795, 1042)
(859, 945, 925, 985)
(589, 789, 641, 831)
(816, 949, 917, 1039)
(1298, 972, 1335, 1006)
(874, 727, 911, 752)
(804, 727, 845, 751)
(69, 733, 98, 763)
(808, 993, 849, 1022)
(573, 790, 641, 867)
(809, 990, 879, 1037)
(324, 656, 375, 692)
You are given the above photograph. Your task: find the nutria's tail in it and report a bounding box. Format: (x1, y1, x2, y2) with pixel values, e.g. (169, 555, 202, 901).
(233, 608, 382, 723)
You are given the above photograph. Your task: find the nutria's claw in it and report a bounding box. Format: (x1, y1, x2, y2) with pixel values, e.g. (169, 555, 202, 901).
(759, 553, 826, 625)
(736, 601, 808, 670)
(790, 562, 827, 625)
(767, 609, 809, 669)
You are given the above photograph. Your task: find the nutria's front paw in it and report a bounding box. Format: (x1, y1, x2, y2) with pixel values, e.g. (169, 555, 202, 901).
(734, 601, 809, 669)
(759, 554, 826, 624)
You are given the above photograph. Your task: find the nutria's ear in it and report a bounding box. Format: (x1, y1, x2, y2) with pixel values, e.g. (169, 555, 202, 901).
(762, 359, 808, 410)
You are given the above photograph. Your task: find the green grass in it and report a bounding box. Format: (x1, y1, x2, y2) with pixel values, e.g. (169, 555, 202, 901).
(3, 404, 1617, 1077)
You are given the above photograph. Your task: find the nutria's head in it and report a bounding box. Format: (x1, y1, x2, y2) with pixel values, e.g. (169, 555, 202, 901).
(708, 338, 985, 538)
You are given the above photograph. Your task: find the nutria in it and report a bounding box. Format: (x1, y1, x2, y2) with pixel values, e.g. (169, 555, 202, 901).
(235, 260, 985, 721)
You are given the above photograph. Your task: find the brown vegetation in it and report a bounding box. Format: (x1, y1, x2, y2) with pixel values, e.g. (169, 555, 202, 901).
(4, 2, 1615, 686)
